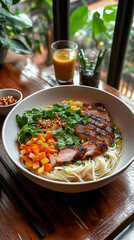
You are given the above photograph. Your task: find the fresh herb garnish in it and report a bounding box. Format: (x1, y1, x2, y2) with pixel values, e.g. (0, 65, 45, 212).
(16, 108, 56, 143)
(17, 123, 43, 143)
(109, 141, 117, 147)
(16, 102, 89, 145)
(75, 161, 85, 166)
(52, 128, 81, 150)
(104, 154, 110, 160)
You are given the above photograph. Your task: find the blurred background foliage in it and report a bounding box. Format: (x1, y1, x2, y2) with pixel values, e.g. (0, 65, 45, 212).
(13, 0, 134, 94)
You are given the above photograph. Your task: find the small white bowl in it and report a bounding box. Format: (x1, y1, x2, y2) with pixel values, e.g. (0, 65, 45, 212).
(0, 88, 23, 116)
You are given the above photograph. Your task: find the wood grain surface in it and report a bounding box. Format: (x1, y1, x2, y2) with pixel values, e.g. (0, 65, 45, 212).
(0, 51, 134, 240)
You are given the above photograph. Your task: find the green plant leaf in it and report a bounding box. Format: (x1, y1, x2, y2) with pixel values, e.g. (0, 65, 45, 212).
(0, 37, 33, 55)
(0, 0, 20, 7)
(12, 0, 20, 4)
(1, 0, 13, 7)
(0, 8, 32, 29)
(70, 5, 89, 38)
(103, 4, 117, 22)
(0, 37, 10, 48)
(90, 11, 107, 36)
(9, 38, 33, 55)
(23, 35, 32, 48)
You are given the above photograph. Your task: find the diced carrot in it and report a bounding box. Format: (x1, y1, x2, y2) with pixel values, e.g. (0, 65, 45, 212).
(20, 143, 26, 150)
(21, 154, 31, 162)
(38, 165, 44, 174)
(33, 162, 40, 170)
(47, 153, 51, 160)
(47, 138, 56, 146)
(38, 133, 43, 139)
(44, 163, 53, 172)
(44, 147, 58, 154)
(20, 131, 59, 172)
(20, 149, 27, 154)
(34, 148, 40, 155)
(37, 152, 46, 161)
(24, 146, 32, 154)
(31, 137, 38, 143)
(45, 131, 54, 141)
(38, 133, 46, 142)
(40, 158, 49, 166)
(26, 139, 33, 145)
(36, 140, 44, 146)
(31, 145, 40, 155)
(29, 152, 37, 162)
(39, 146, 45, 152)
(25, 160, 33, 168)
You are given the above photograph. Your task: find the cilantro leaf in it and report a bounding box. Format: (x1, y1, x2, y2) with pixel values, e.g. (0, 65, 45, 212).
(16, 114, 28, 128)
(17, 124, 43, 143)
(52, 128, 81, 149)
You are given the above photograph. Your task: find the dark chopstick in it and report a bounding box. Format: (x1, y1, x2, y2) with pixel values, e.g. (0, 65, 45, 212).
(0, 174, 46, 239)
(0, 156, 55, 232)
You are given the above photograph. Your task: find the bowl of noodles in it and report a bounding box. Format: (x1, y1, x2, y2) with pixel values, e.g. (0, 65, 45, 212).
(2, 86, 134, 193)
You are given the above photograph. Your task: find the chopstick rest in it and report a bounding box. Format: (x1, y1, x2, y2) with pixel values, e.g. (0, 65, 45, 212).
(0, 156, 55, 233)
(0, 174, 46, 239)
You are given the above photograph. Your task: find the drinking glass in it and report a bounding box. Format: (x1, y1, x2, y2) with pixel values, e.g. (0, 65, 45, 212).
(51, 40, 78, 84)
(79, 49, 101, 88)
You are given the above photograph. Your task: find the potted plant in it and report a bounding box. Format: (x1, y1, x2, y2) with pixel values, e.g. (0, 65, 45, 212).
(0, 0, 33, 64)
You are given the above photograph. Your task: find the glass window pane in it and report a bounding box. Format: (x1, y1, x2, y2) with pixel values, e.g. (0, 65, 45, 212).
(70, 0, 118, 83)
(119, 16, 134, 100)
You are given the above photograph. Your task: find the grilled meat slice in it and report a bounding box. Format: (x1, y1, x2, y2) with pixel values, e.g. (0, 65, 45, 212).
(75, 122, 113, 146)
(53, 102, 115, 164)
(57, 148, 78, 163)
(80, 102, 115, 144)
(81, 140, 108, 159)
(56, 139, 108, 163)
(87, 115, 114, 139)
(81, 103, 111, 121)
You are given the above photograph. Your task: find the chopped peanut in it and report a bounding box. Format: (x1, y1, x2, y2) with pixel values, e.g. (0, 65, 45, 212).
(0, 95, 18, 105)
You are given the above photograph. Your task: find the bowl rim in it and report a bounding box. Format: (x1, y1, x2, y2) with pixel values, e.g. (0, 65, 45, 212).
(0, 88, 23, 108)
(2, 85, 134, 187)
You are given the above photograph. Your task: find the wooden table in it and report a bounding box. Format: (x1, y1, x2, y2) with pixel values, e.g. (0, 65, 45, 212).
(0, 51, 134, 240)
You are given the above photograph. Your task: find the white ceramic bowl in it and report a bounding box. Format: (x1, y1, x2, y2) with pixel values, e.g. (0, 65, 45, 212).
(2, 86, 134, 193)
(0, 88, 23, 115)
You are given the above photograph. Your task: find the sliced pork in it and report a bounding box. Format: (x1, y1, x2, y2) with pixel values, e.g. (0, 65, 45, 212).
(81, 102, 111, 121)
(56, 102, 115, 164)
(57, 148, 78, 163)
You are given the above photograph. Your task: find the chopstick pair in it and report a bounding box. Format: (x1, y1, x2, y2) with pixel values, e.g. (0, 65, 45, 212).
(0, 155, 55, 237)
